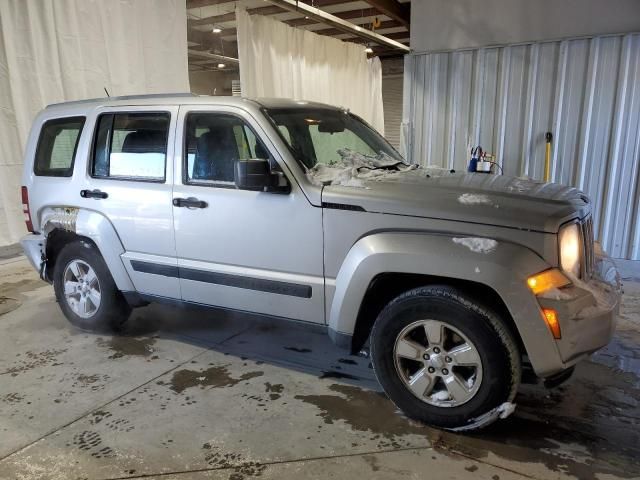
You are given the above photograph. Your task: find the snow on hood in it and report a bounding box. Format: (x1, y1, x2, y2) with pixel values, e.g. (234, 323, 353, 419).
(458, 193, 493, 206)
(453, 237, 498, 254)
(306, 149, 454, 188)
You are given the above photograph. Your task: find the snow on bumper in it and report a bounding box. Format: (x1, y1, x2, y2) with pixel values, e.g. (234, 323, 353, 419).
(537, 254, 621, 367)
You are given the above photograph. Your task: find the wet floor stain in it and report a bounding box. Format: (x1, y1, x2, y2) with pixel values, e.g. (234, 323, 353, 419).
(166, 365, 264, 394)
(284, 346, 312, 353)
(337, 358, 358, 365)
(0, 278, 49, 299)
(1, 392, 24, 405)
(72, 373, 110, 391)
(319, 371, 360, 380)
(295, 384, 428, 442)
(264, 382, 284, 400)
(0, 296, 21, 316)
(296, 366, 640, 480)
(201, 442, 266, 479)
(95, 336, 156, 359)
(88, 411, 112, 425)
(1, 348, 67, 376)
(69, 430, 115, 459)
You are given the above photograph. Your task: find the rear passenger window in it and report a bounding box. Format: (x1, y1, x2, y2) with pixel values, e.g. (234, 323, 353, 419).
(92, 112, 169, 181)
(34, 117, 85, 177)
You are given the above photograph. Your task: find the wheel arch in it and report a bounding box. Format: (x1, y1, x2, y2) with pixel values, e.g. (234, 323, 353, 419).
(40, 207, 134, 291)
(348, 272, 523, 356)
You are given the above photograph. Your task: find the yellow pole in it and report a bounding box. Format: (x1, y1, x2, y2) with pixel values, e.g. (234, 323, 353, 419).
(544, 132, 552, 182)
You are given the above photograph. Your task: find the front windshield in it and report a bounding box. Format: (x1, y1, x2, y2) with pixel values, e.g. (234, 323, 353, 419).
(264, 107, 404, 169)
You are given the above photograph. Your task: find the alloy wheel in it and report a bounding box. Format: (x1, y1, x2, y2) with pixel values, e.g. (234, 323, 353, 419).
(393, 319, 483, 407)
(63, 259, 101, 319)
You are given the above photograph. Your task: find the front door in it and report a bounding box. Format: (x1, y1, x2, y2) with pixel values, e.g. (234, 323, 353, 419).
(171, 105, 324, 324)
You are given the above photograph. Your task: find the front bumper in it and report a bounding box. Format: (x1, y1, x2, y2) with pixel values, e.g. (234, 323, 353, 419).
(537, 254, 621, 371)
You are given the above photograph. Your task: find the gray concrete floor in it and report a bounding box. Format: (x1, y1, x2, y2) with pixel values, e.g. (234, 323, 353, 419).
(1, 255, 639, 480)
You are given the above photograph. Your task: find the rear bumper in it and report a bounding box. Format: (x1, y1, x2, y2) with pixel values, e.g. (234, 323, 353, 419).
(537, 254, 620, 373)
(20, 233, 46, 273)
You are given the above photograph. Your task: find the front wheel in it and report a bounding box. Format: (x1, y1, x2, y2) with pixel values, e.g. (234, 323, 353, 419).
(53, 240, 131, 332)
(370, 285, 521, 431)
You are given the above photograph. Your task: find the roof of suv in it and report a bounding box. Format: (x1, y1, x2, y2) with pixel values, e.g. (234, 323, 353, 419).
(45, 94, 341, 112)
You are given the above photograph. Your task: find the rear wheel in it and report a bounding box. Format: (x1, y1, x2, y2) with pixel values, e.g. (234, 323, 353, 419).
(53, 240, 131, 332)
(370, 285, 520, 431)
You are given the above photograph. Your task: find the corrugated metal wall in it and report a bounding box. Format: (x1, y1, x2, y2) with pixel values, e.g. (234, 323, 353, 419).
(403, 33, 640, 259)
(382, 74, 403, 149)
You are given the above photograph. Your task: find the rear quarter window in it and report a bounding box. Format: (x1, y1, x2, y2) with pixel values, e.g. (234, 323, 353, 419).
(34, 117, 85, 177)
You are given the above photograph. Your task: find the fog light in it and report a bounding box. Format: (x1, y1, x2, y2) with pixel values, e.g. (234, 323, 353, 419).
(527, 269, 571, 295)
(542, 308, 561, 339)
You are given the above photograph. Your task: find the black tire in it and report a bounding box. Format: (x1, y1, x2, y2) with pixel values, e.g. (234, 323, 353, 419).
(370, 285, 520, 431)
(53, 239, 131, 332)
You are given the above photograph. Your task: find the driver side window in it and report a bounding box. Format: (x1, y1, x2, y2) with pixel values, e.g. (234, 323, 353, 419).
(185, 113, 271, 185)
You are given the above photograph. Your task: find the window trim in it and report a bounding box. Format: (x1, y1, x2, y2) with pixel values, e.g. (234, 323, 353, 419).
(89, 111, 171, 183)
(182, 111, 276, 189)
(33, 116, 86, 177)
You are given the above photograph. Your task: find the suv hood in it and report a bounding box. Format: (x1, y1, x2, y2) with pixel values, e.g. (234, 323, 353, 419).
(321, 171, 590, 233)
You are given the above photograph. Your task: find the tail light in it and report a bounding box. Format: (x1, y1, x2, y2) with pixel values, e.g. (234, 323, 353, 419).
(21, 186, 34, 233)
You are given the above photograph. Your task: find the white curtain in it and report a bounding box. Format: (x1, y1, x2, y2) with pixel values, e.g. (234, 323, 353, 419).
(236, 7, 384, 134)
(0, 0, 190, 246)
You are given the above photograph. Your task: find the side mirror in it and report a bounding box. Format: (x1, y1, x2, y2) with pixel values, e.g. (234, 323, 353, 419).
(234, 159, 290, 193)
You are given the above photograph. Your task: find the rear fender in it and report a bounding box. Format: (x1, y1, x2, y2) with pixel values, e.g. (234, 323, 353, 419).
(40, 207, 134, 291)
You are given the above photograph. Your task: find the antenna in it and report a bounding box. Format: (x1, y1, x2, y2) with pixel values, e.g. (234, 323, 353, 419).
(104, 87, 110, 97)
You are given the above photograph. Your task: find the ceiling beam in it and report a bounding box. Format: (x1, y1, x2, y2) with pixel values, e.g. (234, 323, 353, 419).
(191, 5, 384, 28)
(263, 0, 409, 51)
(369, 41, 409, 57)
(361, 0, 409, 27)
(188, 49, 239, 65)
(313, 20, 404, 37)
(339, 30, 409, 42)
(191, 23, 409, 44)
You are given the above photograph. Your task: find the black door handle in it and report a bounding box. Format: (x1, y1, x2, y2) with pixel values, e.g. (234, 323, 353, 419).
(173, 197, 208, 209)
(80, 189, 108, 199)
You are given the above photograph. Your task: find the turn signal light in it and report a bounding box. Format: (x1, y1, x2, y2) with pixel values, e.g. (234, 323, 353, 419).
(542, 308, 561, 339)
(527, 269, 570, 295)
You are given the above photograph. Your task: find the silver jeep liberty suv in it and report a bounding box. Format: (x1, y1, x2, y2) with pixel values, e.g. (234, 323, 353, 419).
(20, 94, 621, 431)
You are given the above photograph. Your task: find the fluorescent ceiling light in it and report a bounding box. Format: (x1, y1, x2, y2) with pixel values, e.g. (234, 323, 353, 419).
(212, 26, 222, 33)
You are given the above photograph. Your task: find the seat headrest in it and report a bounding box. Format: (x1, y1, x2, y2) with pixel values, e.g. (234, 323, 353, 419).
(122, 131, 166, 153)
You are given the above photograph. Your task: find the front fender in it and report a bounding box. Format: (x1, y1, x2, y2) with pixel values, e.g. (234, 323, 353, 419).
(328, 232, 563, 377)
(40, 207, 135, 292)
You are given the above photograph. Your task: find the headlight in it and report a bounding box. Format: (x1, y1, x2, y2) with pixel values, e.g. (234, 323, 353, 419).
(559, 223, 581, 277)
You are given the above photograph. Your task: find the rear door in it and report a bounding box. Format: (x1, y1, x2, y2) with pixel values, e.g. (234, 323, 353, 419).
(171, 105, 324, 324)
(81, 106, 180, 299)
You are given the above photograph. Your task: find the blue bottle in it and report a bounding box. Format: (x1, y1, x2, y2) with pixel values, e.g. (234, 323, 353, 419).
(468, 146, 479, 172)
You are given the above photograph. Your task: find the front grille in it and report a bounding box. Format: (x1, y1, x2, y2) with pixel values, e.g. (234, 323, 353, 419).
(581, 216, 595, 278)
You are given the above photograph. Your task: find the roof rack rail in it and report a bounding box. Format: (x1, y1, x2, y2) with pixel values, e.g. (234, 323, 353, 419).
(46, 93, 196, 108)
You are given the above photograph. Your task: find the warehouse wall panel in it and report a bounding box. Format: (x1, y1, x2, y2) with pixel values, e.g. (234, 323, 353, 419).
(382, 75, 403, 149)
(403, 33, 640, 259)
